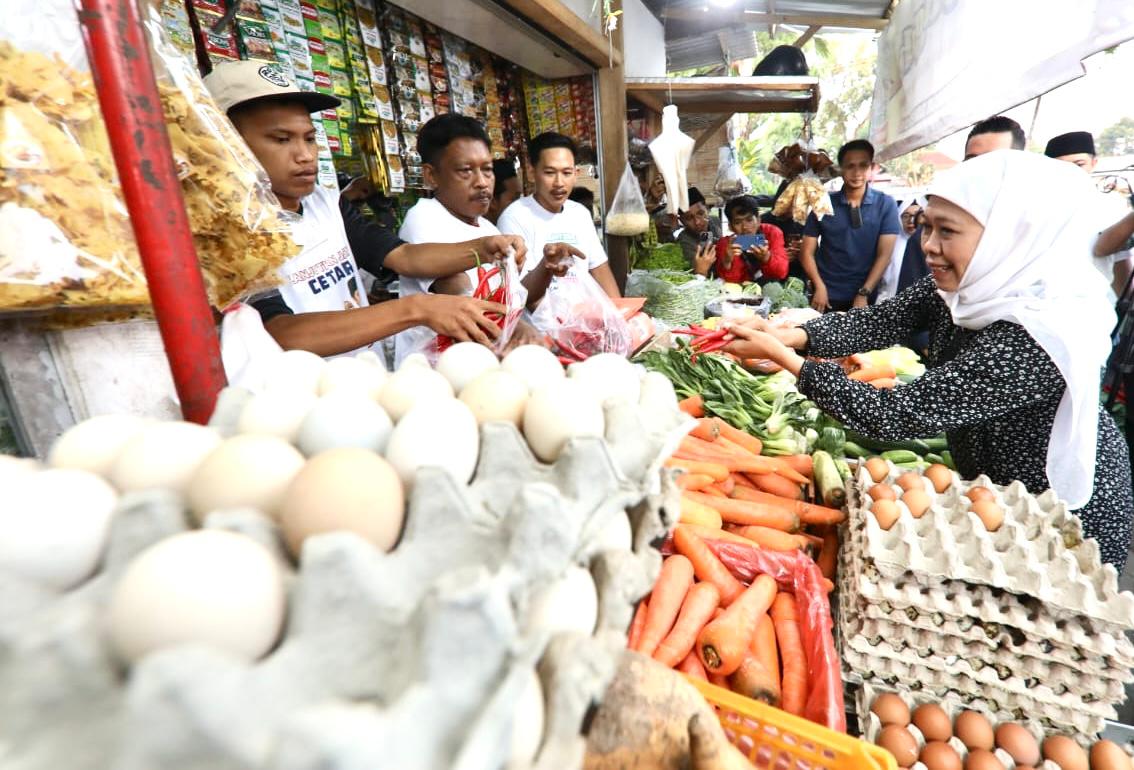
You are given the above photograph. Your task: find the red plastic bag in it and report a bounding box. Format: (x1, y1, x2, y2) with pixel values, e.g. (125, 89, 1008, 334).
(661, 536, 845, 732)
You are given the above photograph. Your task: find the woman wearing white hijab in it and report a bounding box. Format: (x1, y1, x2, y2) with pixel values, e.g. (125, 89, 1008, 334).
(722, 150, 1133, 567)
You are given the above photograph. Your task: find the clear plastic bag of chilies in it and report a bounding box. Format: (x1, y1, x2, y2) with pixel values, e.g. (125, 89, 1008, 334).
(531, 272, 632, 361)
(604, 162, 650, 236)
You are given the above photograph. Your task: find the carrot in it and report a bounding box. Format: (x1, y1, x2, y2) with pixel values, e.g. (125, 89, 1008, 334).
(678, 394, 705, 417)
(712, 418, 765, 456)
(729, 655, 780, 705)
(676, 522, 756, 548)
(871, 378, 898, 389)
(665, 457, 730, 482)
(751, 472, 805, 501)
(677, 650, 708, 680)
(701, 486, 727, 498)
(732, 472, 757, 489)
(677, 473, 716, 491)
(771, 592, 807, 716)
(753, 612, 779, 691)
(679, 435, 740, 459)
(817, 528, 839, 580)
(708, 672, 730, 689)
(697, 573, 778, 675)
(680, 497, 724, 529)
(730, 487, 847, 526)
(654, 582, 721, 667)
(672, 526, 745, 605)
(684, 491, 800, 532)
(714, 475, 736, 496)
(689, 418, 721, 442)
(634, 555, 694, 657)
(726, 524, 810, 552)
(627, 599, 648, 649)
(716, 436, 756, 457)
(780, 454, 814, 479)
(848, 364, 896, 382)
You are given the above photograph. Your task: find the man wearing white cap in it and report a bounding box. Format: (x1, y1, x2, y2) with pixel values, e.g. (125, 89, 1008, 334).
(204, 61, 526, 356)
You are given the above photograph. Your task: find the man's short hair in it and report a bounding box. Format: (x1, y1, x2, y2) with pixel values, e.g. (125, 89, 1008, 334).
(418, 113, 491, 167)
(493, 158, 517, 196)
(967, 116, 1026, 150)
(528, 132, 577, 166)
(724, 195, 761, 223)
(837, 139, 875, 165)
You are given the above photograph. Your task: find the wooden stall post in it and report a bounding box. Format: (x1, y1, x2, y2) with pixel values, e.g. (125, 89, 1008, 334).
(597, 0, 629, 291)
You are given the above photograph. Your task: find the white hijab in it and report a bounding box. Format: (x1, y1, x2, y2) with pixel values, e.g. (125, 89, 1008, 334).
(928, 150, 1115, 509)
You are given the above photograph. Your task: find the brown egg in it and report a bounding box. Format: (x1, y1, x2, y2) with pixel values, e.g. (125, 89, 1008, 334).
(871, 692, 911, 727)
(924, 463, 953, 493)
(869, 483, 897, 501)
(1044, 735, 1089, 770)
(1089, 739, 1131, 770)
(971, 500, 1005, 532)
(920, 740, 962, 770)
(896, 471, 924, 493)
(954, 710, 995, 751)
(964, 749, 1005, 770)
(872, 499, 901, 530)
(966, 486, 995, 503)
(902, 488, 932, 519)
(865, 456, 890, 483)
(913, 703, 952, 743)
(995, 723, 1040, 766)
(877, 725, 919, 767)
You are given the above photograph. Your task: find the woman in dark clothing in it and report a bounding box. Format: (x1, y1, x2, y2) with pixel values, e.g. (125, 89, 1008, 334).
(723, 151, 1134, 568)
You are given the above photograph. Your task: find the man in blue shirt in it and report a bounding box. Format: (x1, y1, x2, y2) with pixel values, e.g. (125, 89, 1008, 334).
(799, 139, 900, 311)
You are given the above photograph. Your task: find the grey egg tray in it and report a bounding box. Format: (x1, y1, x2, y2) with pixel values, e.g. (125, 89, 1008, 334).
(0, 390, 689, 770)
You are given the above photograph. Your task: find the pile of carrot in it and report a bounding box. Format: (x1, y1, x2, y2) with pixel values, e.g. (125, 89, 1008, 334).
(628, 529, 809, 715)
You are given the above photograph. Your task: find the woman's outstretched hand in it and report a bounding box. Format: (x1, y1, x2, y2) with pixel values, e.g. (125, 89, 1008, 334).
(722, 322, 806, 377)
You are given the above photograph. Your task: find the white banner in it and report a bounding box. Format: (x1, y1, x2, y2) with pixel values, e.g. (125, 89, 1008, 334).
(870, 0, 1134, 160)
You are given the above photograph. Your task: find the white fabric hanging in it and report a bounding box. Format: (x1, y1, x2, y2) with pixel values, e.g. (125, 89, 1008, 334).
(648, 105, 694, 215)
(928, 150, 1115, 509)
(877, 199, 910, 301)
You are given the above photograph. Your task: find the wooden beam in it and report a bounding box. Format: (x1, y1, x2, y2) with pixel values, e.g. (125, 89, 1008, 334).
(596, 0, 629, 291)
(626, 76, 817, 92)
(659, 9, 888, 30)
(693, 114, 733, 153)
(793, 25, 820, 48)
(629, 89, 667, 114)
(767, 0, 776, 36)
(497, 0, 622, 69)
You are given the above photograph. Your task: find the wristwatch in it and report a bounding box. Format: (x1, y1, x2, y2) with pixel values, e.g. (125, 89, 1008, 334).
(856, 286, 872, 297)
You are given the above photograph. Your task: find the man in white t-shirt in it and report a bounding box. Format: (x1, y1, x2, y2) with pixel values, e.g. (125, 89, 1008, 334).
(498, 132, 622, 308)
(203, 61, 525, 358)
(1045, 131, 1134, 300)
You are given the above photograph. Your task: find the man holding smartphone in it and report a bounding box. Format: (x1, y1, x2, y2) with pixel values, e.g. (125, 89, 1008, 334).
(677, 187, 721, 275)
(713, 195, 789, 283)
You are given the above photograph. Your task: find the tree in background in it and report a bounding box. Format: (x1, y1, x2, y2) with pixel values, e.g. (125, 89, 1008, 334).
(882, 151, 937, 188)
(1098, 117, 1134, 156)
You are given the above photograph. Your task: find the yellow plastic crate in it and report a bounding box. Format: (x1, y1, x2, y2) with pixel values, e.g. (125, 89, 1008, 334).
(687, 677, 897, 770)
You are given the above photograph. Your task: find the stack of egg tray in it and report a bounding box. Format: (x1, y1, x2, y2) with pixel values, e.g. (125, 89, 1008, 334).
(837, 463, 1134, 736)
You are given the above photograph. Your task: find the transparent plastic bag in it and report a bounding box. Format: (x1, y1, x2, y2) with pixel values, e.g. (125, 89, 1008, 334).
(714, 145, 750, 200)
(0, 0, 296, 318)
(604, 163, 650, 236)
(531, 272, 632, 360)
(625, 270, 723, 327)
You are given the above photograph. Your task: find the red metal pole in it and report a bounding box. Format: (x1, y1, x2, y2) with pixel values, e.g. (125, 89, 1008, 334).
(77, 0, 226, 424)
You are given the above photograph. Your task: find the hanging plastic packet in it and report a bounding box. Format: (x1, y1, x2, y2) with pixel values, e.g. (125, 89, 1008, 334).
(714, 144, 749, 200)
(604, 162, 650, 236)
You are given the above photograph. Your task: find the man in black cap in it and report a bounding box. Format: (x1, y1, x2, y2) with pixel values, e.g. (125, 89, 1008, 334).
(1045, 131, 1134, 299)
(676, 187, 721, 274)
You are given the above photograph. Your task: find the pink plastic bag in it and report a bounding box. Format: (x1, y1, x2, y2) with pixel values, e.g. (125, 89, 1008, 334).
(531, 271, 632, 361)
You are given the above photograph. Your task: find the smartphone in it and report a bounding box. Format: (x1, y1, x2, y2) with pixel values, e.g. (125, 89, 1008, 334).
(734, 234, 764, 251)
(699, 230, 713, 246)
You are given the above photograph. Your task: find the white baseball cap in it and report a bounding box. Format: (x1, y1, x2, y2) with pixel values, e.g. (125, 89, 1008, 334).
(203, 60, 340, 115)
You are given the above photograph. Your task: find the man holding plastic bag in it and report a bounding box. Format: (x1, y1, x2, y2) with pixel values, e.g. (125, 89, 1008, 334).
(498, 132, 622, 309)
(204, 62, 525, 358)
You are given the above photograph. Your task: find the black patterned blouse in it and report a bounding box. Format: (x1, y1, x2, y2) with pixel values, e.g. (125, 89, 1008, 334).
(798, 276, 1133, 567)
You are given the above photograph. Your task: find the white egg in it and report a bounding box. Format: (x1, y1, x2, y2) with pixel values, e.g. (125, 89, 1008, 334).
(353, 350, 388, 370)
(568, 353, 640, 405)
(385, 398, 479, 489)
(378, 365, 453, 422)
(638, 371, 680, 413)
(108, 421, 222, 494)
(459, 369, 529, 427)
(47, 414, 149, 477)
(317, 355, 388, 399)
(262, 349, 327, 395)
(501, 345, 565, 392)
(107, 530, 286, 664)
(525, 564, 598, 636)
(435, 342, 500, 394)
(186, 434, 306, 523)
(296, 393, 394, 456)
(279, 448, 405, 557)
(0, 455, 40, 487)
(237, 388, 317, 443)
(507, 670, 545, 770)
(400, 352, 432, 369)
(0, 468, 118, 590)
(522, 379, 604, 463)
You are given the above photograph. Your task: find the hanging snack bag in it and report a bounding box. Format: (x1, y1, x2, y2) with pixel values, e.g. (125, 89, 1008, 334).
(604, 162, 650, 236)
